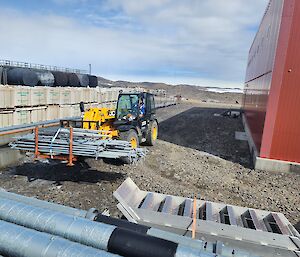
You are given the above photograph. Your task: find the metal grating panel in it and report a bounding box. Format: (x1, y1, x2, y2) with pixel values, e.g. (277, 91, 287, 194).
(114, 178, 300, 257)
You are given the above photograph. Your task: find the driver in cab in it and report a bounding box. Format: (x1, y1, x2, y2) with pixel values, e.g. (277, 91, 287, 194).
(139, 98, 145, 118)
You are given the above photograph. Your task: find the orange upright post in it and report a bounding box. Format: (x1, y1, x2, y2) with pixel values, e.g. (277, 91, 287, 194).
(192, 195, 197, 239)
(67, 127, 74, 166)
(34, 126, 39, 159)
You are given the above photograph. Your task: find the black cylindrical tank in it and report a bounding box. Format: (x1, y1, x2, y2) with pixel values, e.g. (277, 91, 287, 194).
(51, 71, 68, 86)
(67, 73, 80, 87)
(0, 67, 3, 84)
(76, 74, 89, 87)
(34, 70, 55, 86)
(88, 75, 98, 87)
(7, 68, 38, 86)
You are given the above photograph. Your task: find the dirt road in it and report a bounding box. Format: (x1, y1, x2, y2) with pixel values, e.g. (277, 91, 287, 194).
(0, 103, 299, 231)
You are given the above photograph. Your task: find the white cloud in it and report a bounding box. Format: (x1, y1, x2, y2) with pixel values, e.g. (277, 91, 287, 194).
(0, 1, 269, 88)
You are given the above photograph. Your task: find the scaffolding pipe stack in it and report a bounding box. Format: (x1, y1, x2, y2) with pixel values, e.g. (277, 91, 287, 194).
(9, 127, 146, 162)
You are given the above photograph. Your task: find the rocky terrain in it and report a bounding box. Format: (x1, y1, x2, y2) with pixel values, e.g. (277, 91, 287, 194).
(98, 76, 243, 104)
(0, 102, 299, 232)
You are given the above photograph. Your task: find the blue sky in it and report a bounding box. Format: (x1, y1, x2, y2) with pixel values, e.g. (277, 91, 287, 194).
(0, 0, 269, 88)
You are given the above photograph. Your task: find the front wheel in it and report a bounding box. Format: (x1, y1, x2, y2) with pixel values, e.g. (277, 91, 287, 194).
(145, 120, 158, 146)
(119, 129, 139, 149)
(119, 129, 139, 164)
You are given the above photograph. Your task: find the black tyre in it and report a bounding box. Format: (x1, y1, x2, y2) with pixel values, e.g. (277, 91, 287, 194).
(119, 129, 139, 164)
(145, 120, 158, 146)
(119, 129, 139, 149)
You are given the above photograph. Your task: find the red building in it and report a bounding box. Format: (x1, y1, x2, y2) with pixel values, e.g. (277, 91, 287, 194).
(243, 0, 300, 171)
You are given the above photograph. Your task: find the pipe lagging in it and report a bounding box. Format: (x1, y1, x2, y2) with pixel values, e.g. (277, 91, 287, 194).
(0, 220, 121, 257)
(0, 198, 219, 257)
(0, 188, 98, 220)
(96, 214, 210, 251)
(96, 214, 257, 257)
(0, 198, 116, 251)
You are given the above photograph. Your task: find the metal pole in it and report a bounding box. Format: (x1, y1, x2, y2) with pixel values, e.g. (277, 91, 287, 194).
(67, 126, 74, 166)
(192, 195, 197, 239)
(34, 126, 39, 159)
(0, 220, 120, 257)
(0, 189, 98, 220)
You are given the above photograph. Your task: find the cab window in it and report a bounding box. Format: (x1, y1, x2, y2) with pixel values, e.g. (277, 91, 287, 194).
(116, 94, 139, 119)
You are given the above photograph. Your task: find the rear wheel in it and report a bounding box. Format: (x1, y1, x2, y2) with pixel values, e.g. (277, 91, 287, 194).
(145, 120, 158, 146)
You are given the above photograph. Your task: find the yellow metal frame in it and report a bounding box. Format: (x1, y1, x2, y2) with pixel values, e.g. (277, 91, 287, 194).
(83, 107, 119, 138)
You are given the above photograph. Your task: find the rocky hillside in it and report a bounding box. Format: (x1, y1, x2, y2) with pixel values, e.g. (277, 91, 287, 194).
(98, 77, 243, 105)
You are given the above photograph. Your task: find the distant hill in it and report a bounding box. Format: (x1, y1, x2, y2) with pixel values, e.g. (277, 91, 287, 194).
(97, 76, 243, 104)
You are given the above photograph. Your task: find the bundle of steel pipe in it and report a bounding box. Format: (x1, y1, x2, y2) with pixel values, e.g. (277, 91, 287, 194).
(0, 197, 221, 257)
(0, 188, 98, 220)
(0, 189, 252, 257)
(0, 220, 120, 257)
(9, 127, 146, 162)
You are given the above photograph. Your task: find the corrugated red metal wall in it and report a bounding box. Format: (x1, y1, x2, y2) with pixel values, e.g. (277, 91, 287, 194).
(261, 0, 300, 162)
(244, 0, 300, 163)
(244, 0, 284, 151)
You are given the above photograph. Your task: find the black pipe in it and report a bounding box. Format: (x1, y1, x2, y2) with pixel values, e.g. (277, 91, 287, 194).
(95, 214, 150, 234)
(96, 214, 179, 257)
(108, 227, 178, 257)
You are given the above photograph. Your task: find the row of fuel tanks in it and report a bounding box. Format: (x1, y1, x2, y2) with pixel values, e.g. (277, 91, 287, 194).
(0, 67, 98, 87)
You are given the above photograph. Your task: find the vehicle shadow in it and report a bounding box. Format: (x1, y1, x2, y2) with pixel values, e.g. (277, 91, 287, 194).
(11, 159, 125, 185)
(158, 107, 253, 169)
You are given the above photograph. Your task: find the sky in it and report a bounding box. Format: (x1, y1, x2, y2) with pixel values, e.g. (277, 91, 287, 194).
(0, 0, 269, 88)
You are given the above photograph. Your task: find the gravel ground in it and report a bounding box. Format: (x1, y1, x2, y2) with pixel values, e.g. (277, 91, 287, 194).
(0, 102, 299, 232)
